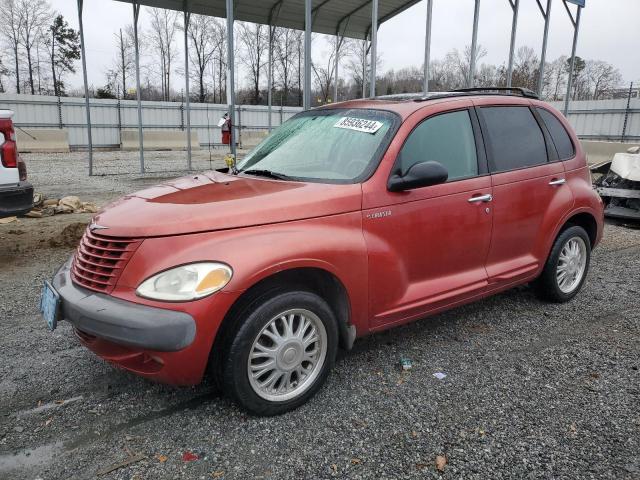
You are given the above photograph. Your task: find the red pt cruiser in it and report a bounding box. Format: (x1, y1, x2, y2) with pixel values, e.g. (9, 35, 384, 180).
(42, 89, 604, 415)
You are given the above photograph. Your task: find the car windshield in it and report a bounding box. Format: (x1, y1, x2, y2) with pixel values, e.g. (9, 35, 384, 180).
(236, 108, 397, 183)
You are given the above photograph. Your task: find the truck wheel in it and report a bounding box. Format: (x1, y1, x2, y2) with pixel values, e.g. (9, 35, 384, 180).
(534, 225, 591, 303)
(222, 290, 338, 415)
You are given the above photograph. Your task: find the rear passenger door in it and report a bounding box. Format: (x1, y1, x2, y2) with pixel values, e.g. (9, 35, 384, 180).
(475, 101, 573, 285)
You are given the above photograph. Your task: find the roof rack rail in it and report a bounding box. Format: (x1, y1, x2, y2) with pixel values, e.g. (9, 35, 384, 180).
(452, 87, 539, 99)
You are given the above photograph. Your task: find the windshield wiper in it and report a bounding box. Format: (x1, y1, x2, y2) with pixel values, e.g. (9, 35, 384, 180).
(241, 169, 292, 180)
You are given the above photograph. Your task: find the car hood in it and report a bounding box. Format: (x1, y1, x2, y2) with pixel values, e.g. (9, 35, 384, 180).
(92, 171, 363, 238)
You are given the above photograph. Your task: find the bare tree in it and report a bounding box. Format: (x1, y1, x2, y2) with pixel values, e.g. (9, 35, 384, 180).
(511, 45, 539, 91)
(238, 22, 268, 104)
(0, 0, 23, 93)
(147, 8, 179, 101)
(210, 19, 226, 103)
(586, 60, 622, 100)
(185, 14, 216, 102)
(18, 0, 50, 95)
(110, 26, 136, 98)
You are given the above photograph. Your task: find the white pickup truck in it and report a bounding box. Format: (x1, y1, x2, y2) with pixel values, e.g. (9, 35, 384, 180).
(0, 110, 33, 218)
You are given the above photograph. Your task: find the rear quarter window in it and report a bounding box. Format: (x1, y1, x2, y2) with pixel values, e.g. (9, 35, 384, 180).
(536, 107, 575, 160)
(479, 106, 548, 173)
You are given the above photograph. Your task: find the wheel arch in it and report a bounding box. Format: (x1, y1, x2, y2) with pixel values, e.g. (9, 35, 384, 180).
(559, 211, 598, 248)
(208, 266, 355, 385)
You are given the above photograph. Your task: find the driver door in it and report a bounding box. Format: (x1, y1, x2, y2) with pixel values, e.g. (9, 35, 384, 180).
(362, 107, 493, 329)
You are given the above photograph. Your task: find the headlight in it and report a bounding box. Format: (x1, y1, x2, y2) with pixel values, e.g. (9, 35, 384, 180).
(136, 262, 233, 301)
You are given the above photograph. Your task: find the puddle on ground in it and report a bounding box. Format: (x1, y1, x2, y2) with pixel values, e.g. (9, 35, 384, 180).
(0, 441, 63, 473)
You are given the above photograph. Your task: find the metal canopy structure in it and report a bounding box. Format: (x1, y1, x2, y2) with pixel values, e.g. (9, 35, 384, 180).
(75, 0, 585, 175)
(115, 0, 421, 39)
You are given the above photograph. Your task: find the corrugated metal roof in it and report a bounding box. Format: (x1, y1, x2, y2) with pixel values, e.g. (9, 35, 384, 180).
(114, 0, 421, 39)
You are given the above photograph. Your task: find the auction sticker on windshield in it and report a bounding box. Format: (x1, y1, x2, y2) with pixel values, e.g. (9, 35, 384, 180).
(334, 117, 384, 134)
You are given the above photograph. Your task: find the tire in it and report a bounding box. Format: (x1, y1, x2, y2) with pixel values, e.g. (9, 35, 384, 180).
(534, 225, 591, 303)
(222, 290, 338, 416)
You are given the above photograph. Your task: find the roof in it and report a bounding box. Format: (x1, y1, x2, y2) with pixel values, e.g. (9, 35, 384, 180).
(319, 89, 543, 118)
(114, 0, 421, 39)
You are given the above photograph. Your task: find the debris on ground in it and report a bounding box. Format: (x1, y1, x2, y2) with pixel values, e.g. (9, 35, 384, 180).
(433, 372, 447, 380)
(181, 451, 199, 462)
(155, 454, 168, 463)
(47, 222, 87, 248)
(96, 452, 146, 476)
(400, 358, 413, 371)
(435, 455, 447, 471)
(593, 146, 640, 222)
(0, 216, 17, 224)
(23, 193, 99, 219)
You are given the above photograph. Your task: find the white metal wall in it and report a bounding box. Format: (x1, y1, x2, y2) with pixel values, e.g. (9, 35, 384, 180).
(548, 98, 639, 141)
(0, 93, 637, 146)
(0, 93, 302, 148)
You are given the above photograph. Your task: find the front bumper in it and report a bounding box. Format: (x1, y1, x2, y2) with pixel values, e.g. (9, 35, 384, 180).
(52, 260, 196, 352)
(0, 181, 33, 218)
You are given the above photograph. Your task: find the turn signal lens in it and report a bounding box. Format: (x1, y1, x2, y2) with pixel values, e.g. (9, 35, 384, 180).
(136, 262, 233, 301)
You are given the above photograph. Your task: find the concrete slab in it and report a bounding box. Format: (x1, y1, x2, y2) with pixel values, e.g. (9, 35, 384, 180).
(16, 129, 70, 153)
(121, 130, 200, 151)
(581, 140, 640, 165)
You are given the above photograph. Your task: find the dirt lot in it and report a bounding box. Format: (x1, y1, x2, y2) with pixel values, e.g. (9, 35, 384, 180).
(0, 152, 639, 479)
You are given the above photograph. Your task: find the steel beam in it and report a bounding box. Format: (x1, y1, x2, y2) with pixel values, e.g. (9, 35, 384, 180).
(468, 0, 480, 88)
(183, 2, 192, 169)
(77, 0, 93, 176)
(423, 0, 433, 95)
(304, 0, 312, 110)
(563, 2, 582, 116)
(226, 0, 237, 160)
(133, 2, 144, 173)
(536, 0, 551, 96)
(506, 0, 519, 88)
(369, 0, 378, 98)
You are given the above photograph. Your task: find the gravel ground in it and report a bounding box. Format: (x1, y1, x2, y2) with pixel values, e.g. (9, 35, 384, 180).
(0, 153, 639, 479)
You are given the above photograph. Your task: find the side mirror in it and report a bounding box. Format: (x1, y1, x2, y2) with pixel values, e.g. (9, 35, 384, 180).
(387, 161, 449, 192)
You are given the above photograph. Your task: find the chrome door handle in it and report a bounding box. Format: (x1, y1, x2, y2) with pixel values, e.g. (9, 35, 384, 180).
(549, 178, 566, 186)
(468, 194, 493, 203)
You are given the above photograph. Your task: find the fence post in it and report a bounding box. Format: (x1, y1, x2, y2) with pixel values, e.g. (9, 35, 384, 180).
(280, 105, 283, 126)
(237, 106, 242, 149)
(180, 101, 184, 131)
(621, 82, 633, 142)
(116, 97, 122, 147)
(57, 96, 63, 129)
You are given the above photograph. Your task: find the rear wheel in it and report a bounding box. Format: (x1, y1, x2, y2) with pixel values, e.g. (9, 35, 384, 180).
(534, 225, 591, 303)
(222, 290, 338, 415)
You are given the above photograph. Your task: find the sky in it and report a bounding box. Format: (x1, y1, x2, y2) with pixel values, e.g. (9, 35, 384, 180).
(53, 0, 640, 92)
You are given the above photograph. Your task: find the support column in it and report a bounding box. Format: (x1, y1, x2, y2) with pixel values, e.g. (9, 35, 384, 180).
(369, 0, 378, 98)
(468, 0, 480, 88)
(537, 0, 552, 96)
(506, 0, 519, 88)
(133, 2, 144, 173)
(423, 0, 433, 95)
(333, 36, 340, 102)
(77, 0, 93, 176)
(303, 0, 312, 110)
(226, 0, 237, 160)
(564, 2, 582, 116)
(183, 3, 192, 170)
(268, 25, 274, 131)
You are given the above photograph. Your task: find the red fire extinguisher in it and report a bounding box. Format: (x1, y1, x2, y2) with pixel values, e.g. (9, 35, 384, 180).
(220, 113, 232, 145)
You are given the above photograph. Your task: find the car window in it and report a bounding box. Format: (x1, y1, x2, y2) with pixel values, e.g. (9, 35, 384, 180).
(480, 106, 548, 173)
(536, 108, 575, 160)
(236, 109, 397, 183)
(398, 110, 478, 181)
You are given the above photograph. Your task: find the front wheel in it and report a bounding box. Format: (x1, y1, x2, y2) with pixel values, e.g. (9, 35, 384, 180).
(534, 225, 591, 303)
(222, 290, 338, 416)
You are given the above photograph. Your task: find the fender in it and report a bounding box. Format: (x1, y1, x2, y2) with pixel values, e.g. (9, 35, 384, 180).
(116, 211, 370, 336)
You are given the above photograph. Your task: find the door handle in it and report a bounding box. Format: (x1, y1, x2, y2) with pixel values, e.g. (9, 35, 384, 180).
(468, 194, 493, 203)
(549, 178, 566, 186)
